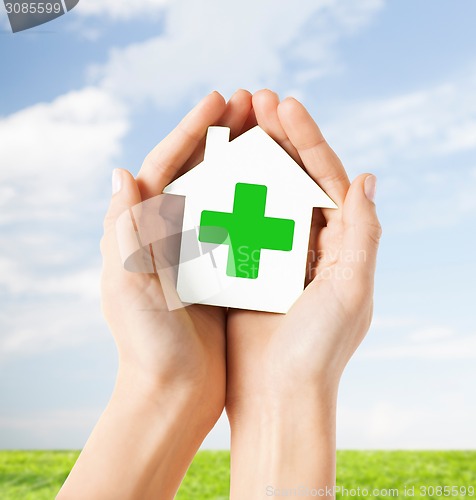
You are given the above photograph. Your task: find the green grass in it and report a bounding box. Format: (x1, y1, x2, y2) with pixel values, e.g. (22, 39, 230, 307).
(335, 451, 475, 499)
(0, 450, 474, 499)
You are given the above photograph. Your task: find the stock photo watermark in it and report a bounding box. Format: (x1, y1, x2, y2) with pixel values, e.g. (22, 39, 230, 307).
(213, 246, 367, 281)
(305, 248, 367, 282)
(115, 190, 371, 312)
(3, 0, 79, 32)
(265, 484, 475, 498)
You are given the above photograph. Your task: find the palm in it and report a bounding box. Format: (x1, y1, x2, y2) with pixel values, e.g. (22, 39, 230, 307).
(227, 215, 351, 393)
(106, 270, 225, 383)
(226, 92, 377, 405)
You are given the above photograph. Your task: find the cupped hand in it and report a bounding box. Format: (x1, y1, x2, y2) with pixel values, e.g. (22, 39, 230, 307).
(226, 90, 382, 413)
(100, 90, 253, 426)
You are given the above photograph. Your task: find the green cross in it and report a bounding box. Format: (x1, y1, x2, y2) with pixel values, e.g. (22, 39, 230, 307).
(198, 183, 295, 279)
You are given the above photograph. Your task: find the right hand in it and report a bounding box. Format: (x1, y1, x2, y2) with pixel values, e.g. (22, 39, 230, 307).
(100, 90, 254, 429)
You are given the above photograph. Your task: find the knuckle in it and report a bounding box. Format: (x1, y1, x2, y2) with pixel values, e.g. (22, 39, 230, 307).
(99, 228, 118, 258)
(102, 211, 117, 233)
(142, 153, 169, 181)
(344, 285, 374, 321)
(368, 221, 382, 245)
(344, 219, 382, 246)
(177, 120, 203, 144)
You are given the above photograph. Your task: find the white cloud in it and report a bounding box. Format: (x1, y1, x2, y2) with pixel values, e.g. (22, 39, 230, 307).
(3, 0, 475, 452)
(0, 408, 101, 449)
(394, 167, 476, 229)
(0, 87, 128, 223)
(361, 327, 476, 360)
(95, 0, 384, 107)
(326, 72, 476, 171)
(371, 315, 418, 330)
(0, 87, 126, 359)
(338, 398, 476, 449)
(0, 255, 100, 300)
(408, 326, 455, 342)
(0, 409, 99, 432)
(320, 69, 476, 230)
(0, 297, 106, 358)
(0, 0, 384, 362)
(76, 0, 169, 19)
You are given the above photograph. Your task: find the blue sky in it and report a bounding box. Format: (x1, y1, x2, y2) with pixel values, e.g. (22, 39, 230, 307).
(0, 0, 475, 449)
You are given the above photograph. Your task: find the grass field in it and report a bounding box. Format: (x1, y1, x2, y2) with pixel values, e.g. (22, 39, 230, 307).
(0, 450, 474, 499)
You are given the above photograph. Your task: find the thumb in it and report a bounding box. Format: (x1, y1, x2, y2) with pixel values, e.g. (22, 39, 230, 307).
(341, 174, 382, 289)
(101, 169, 142, 269)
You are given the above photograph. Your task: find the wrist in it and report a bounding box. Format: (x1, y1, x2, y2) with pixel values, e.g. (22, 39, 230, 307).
(114, 363, 223, 433)
(59, 365, 216, 500)
(226, 367, 339, 423)
(227, 384, 338, 432)
(227, 388, 338, 499)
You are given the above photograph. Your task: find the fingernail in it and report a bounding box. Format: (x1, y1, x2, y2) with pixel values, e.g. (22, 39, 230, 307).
(364, 174, 377, 202)
(112, 169, 122, 195)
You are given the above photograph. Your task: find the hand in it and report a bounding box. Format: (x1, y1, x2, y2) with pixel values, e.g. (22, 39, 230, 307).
(102, 89, 256, 417)
(226, 90, 382, 497)
(59, 90, 254, 499)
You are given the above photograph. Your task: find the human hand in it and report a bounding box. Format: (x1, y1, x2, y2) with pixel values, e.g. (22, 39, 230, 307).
(59, 90, 254, 500)
(101, 90, 256, 418)
(225, 90, 381, 497)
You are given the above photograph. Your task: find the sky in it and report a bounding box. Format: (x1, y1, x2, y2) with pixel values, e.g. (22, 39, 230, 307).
(0, 0, 475, 450)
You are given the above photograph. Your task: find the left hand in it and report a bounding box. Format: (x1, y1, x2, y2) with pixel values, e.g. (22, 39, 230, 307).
(59, 90, 255, 500)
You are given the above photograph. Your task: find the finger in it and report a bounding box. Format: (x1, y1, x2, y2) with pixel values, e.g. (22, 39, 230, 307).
(217, 89, 253, 139)
(277, 97, 350, 221)
(253, 90, 327, 270)
(180, 89, 252, 175)
(341, 174, 382, 291)
(252, 89, 301, 164)
(240, 105, 257, 134)
(101, 169, 142, 272)
(136, 91, 226, 199)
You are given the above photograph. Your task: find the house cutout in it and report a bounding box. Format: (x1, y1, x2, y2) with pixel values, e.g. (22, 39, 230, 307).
(163, 126, 337, 313)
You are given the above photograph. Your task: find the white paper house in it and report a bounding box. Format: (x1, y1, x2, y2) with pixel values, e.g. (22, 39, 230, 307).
(163, 126, 337, 313)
